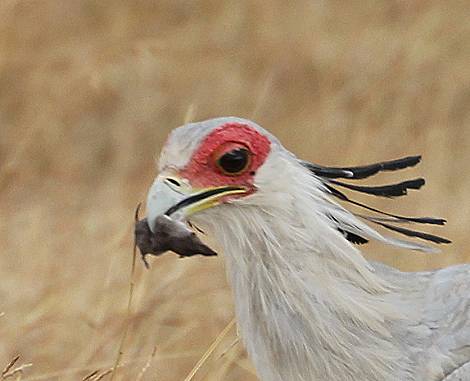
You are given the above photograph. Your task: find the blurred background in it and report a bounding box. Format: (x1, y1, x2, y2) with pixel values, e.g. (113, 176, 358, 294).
(0, 1, 469, 380)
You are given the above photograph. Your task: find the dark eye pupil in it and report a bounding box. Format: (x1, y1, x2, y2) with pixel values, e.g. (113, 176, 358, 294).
(218, 148, 249, 174)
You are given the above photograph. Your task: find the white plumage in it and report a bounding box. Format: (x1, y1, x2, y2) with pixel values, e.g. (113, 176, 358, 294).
(146, 117, 469, 381)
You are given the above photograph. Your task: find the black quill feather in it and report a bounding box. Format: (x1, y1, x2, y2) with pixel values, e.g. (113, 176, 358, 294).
(302, 156, 422, 180)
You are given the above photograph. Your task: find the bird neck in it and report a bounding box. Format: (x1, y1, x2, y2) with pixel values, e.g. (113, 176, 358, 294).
(198, 174, 413, 380)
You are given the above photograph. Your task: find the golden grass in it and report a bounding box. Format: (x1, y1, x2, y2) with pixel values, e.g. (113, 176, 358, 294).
(0, 1, 469, 379)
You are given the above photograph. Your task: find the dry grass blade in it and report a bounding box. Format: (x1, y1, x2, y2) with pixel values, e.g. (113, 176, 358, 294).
(2, 356, 20, 378)
(2, 355, 32, 380)
(109, 203, 141, 381)
(250, 68, 277, 120)
(184, 103, 197, 124)
(218, 337, 240, 360)
(183, 318, 236, 381)
(204, 337, 242, 380)
(92, 369, 113, 381)
(136, 346, 157, 381)
(82, 370, 99, 381)
(22, 352, 200, 381)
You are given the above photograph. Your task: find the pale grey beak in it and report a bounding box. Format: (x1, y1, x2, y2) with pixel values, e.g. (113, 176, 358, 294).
(146, 175, 248, 233)
(146, 176, 187, 232)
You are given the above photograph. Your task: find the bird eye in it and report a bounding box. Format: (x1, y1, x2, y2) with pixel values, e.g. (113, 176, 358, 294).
(216, 147, 251, 175)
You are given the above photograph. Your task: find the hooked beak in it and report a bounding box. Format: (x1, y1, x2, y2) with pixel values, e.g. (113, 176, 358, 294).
(146, 175, 248, 232)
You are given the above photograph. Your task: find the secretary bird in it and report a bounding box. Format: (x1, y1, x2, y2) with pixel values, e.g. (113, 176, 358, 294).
(138, 117, 470, 381)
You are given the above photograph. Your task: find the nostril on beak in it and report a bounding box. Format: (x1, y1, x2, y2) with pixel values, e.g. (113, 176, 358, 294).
(165, 177, 181, 187)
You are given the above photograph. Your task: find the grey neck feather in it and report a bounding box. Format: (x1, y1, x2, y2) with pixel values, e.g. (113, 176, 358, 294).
(194, 163, 425, 381)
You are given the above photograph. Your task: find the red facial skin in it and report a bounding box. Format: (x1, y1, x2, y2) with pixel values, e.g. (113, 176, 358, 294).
(179, 123, 271, 192)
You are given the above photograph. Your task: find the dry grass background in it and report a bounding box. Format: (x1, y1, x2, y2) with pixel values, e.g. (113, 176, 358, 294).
(0, 1, 469, 380)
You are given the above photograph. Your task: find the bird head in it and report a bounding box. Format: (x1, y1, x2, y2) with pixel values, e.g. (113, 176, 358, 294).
(146, 117, 289, 231)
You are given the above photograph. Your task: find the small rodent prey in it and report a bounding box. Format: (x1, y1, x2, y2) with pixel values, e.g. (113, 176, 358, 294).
(134, 215, 217, 268)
